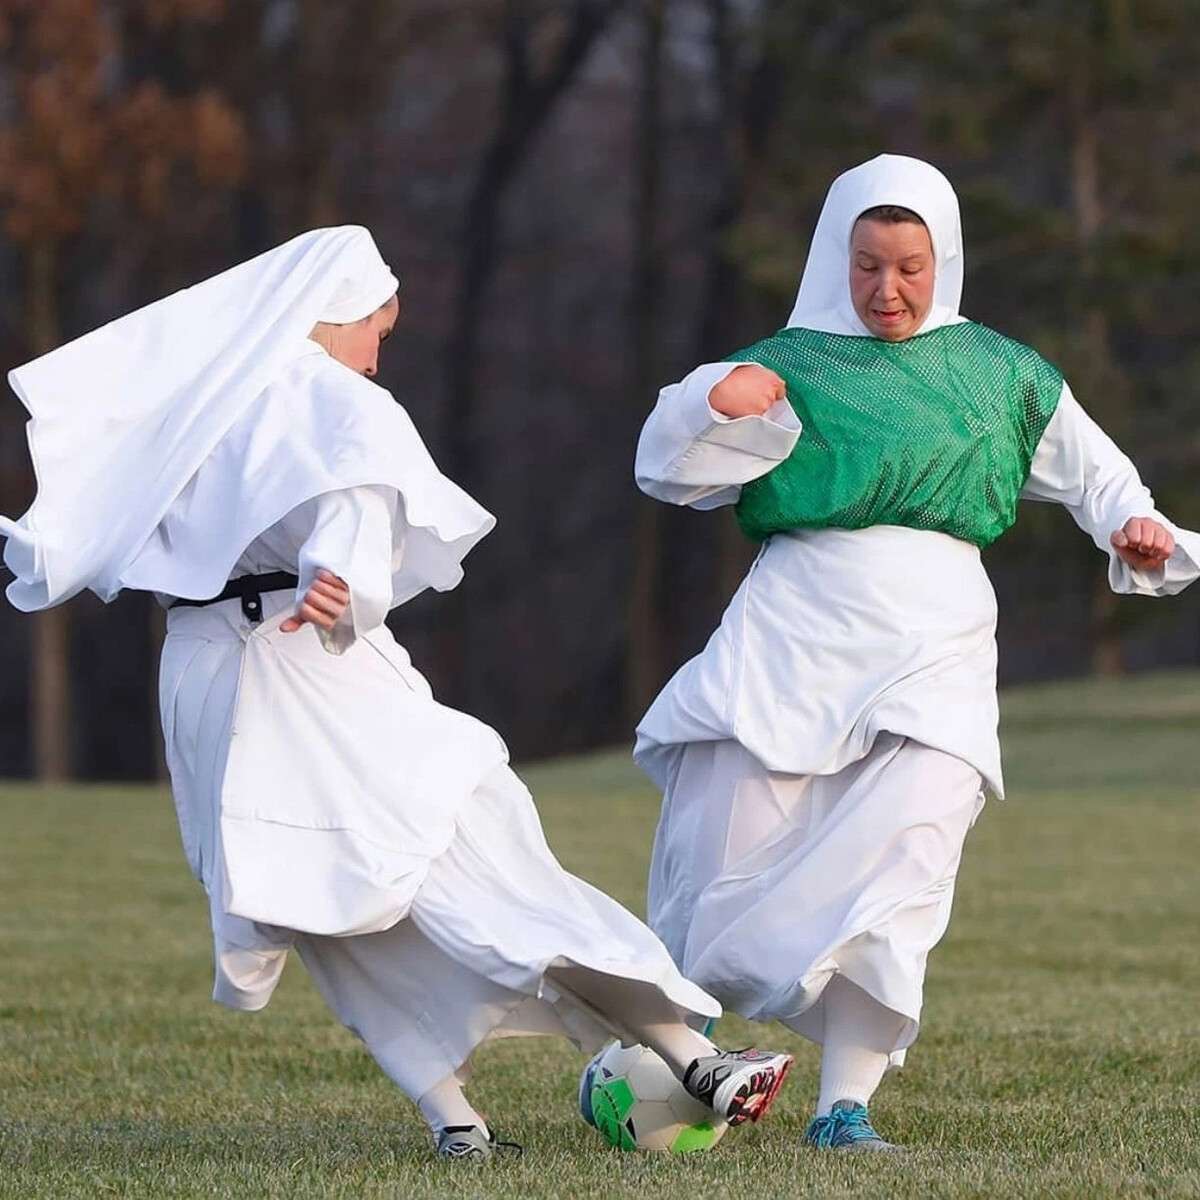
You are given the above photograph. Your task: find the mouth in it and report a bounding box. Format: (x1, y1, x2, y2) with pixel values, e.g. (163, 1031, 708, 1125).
(871, 309, 908, 325)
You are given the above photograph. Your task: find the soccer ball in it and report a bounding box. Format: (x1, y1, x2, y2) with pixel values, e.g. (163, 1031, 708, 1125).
(578, 1040, 728, 1153)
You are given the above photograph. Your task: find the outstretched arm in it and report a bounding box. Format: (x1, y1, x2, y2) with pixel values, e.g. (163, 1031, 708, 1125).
(634, 362, 801, 509)
(1021, 384, 1199, 596)
(282, 485, 400, 653)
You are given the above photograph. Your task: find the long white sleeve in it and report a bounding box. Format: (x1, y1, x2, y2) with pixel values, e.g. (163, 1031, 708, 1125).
(1021, 384, 1200, 596)
(634, 362, 802, 509)
(295, 485, 401, 654)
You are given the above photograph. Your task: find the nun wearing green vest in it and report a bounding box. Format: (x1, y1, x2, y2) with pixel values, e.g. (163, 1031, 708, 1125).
(632, 154, 1200, 1149)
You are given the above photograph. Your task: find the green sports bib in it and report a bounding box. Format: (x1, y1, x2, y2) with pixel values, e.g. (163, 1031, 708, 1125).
(733, 322, 1062, 548)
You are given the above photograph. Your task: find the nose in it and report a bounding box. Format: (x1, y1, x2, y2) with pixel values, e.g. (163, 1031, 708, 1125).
(877, 268, 901, 299)
(364, 358, 378, 377)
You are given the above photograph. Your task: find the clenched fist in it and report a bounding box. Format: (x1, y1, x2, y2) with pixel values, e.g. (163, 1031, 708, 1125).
(708, 363, 788, 419)
(1110, 516, 1174, 571)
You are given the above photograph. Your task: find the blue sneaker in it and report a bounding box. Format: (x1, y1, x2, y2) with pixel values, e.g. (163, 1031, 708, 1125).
(803, 1100, 899, 1151)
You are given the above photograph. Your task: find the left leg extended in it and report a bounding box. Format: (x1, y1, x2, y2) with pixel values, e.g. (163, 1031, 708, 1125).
(294, 918, 526, 1156)
(545, 963, 793, 1126)
(410, 765, 793, 1127)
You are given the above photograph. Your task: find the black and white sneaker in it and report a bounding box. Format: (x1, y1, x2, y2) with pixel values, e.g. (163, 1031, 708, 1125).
(682, 1048, 794, 1126)
(435, 1124, 523, 1160)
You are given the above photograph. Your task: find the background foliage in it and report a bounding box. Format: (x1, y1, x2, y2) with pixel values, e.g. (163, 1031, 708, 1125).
(3, 0, 1200, 778)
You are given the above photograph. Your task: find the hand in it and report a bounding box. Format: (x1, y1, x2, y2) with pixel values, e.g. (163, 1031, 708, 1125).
(708, 364, 787, 419)
(280, 569, 350, 633)
(1110, 517, 1174, 571)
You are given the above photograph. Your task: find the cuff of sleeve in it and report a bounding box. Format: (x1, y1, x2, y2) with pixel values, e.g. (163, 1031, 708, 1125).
(675, 363, 743, 437)
(315, 617, 356, 656)
(1108, 526, 1200, 597)
(670, 363, 803, 460)
(701, 398, 802, 459)
(295, 577, 357, 656)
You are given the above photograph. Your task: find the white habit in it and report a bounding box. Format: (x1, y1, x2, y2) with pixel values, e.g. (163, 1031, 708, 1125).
(632, 156, 1200, 1054)
(1, 228, 719, 1102)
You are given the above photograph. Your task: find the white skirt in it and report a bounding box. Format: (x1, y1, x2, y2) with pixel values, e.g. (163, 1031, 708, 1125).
(296, 763, 719, 1097)
(648, 733, 983, 1055)
(158, 590, 718, 1096)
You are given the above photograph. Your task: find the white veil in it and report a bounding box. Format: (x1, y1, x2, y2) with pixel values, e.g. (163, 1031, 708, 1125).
(1, 227, 399, 610)
(786, 154, 964, 336)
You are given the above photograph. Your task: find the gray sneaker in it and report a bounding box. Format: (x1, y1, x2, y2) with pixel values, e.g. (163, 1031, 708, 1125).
(435, 1124, 523, 1160)
(682, 1047, 794, 1126)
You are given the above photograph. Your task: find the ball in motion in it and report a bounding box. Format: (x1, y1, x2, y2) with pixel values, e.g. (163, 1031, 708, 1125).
(578, 1040, 728, 1153)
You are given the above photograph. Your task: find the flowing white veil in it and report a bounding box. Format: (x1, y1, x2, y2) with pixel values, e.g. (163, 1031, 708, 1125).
(1, 226, 398, 610)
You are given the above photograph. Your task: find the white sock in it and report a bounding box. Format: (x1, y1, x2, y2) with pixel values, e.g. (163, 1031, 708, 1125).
(545, 964, 717, 1081)
(817, 974, 907, 1117)
(636, 1021, 719, 1079)
(417, 1074, 488, 1138)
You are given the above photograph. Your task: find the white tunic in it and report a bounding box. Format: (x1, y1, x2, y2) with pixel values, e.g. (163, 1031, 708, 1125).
(159, 347, 719, 1033)
(633, 363, 1200, 798)
(631, 155, 1200, 1045)
(633, 360, 1200, 1041)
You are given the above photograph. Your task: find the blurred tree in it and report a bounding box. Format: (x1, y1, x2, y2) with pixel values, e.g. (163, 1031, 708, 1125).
(0, 0, 245, 780)
(445, 0, 629, 486)
(886, 0, 1200, 672)
(724, 0, 1200, 676)
(695, 0, 788, 606)
(284, 0, 424, 227)
(626, 0, 666, 720)
(439, 0, 627, 697)
(2, 0, 1199, 778)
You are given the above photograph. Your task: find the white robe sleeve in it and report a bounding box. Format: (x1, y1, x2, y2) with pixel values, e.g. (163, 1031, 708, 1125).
(295, 485, 401, 655)
(1021, 383, 1200, 596)
(634, 362, 802, 509)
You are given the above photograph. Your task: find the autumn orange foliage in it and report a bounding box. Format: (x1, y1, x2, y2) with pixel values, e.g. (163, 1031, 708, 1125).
(0, 0, 245, 240)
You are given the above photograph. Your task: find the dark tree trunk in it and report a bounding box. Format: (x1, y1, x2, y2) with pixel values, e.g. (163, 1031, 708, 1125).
(699, 0, 784, 606)
(438, 0, 625, 698)
(444, 0, 625, 484)
(626, 0, 667, 722)
(26, 236, 73, 782)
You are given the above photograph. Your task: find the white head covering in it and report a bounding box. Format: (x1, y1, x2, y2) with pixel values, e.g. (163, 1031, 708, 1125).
(785, 154, 964, 336)
(1, 226, 400, 610)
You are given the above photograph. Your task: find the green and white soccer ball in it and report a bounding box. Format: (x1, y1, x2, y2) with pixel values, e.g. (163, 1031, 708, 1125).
(578, 1040, 728, 1153)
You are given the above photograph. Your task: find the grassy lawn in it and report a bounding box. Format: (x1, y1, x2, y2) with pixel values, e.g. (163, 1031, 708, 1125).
(3, 668, 1200, 1197)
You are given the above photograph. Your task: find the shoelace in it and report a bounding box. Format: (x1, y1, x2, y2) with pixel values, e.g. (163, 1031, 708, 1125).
(439, 1126, 524, 1159)
(807, 1103, 883, 1148)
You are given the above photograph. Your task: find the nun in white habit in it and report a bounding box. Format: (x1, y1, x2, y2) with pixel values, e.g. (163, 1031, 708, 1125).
(633, 154, 1200, 1149)
(0, 227, 794, 1158)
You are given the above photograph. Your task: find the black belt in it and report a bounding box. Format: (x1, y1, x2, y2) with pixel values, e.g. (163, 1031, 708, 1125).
(169, 571, 299, 624)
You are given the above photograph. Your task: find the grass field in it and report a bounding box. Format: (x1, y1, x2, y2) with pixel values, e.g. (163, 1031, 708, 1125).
(4, 669, 1200, 1198)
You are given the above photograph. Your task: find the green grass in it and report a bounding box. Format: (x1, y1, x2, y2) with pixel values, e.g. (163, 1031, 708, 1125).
(4, 668, 1200, 1197)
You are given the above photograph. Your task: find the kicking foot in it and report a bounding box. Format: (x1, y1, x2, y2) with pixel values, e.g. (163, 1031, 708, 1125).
(682, 1047, 794, 1126)
(804, 1100, 899, 1151)
(436, 1124, 524, 1160)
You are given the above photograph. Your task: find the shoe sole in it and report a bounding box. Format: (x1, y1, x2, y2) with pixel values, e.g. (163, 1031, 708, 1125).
(718, 1054, 794, 1127)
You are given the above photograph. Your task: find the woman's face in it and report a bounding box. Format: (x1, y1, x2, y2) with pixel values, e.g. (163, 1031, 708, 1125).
(848, 218, 935, 342)
(319, 293, 400, 376)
